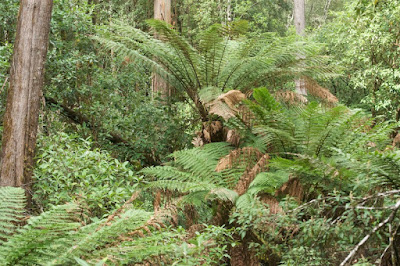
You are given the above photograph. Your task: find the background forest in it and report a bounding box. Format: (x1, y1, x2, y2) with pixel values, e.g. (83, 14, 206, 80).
(0, 0, 400, 265)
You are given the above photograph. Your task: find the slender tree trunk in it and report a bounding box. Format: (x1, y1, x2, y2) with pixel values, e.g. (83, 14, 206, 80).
(294, 0, 305, 36)
(152, 0, 172, 100)
(226, 0, 232, 23)
(293, 0, 307, 96)
(0, 0, 53, 189)
(323, 0, 332, 23)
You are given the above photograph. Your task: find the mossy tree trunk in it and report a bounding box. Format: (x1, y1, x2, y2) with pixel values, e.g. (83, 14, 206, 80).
(0, 0, 53, 191)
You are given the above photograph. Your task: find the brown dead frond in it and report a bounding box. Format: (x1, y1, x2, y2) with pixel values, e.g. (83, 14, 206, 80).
(235, 154, 270, 196)
(276, 177, 304, 202)
(191, 135, 204, 147)
(208, 90, 246, 120)
(258, 194, 282, 214)
(201, 121, 224, 143)
(274, 90, 307, 105)
(215, 147, 264, 172)
(225, 129, 241, 146)
(392, 133, 400, 148)
(304, 77, 338, 105)
(185, 224, 206, 240)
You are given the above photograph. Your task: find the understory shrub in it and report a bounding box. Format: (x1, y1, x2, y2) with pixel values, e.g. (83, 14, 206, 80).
(33, 132, 141, 218)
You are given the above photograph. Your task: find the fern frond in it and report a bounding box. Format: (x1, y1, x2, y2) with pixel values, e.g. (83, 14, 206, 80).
(54, 209, 152, 265)
(0, 203, 82, 265)
(86, 229, 184, 265)
(247, 171, 291, 195)
(0, 187, 25, 244)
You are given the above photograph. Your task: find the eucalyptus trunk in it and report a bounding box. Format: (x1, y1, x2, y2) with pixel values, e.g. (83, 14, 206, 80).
(153, 0, 172, 99)
(293, 0, 307, 96)
(0, 0, 53, 189)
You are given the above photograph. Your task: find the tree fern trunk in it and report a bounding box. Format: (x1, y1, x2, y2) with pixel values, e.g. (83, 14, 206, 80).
(0, 0, 53, 189)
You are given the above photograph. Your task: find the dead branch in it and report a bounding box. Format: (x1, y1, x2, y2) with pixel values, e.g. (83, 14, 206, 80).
(45, 96, 129, 145)
(340, 199, 400, 266)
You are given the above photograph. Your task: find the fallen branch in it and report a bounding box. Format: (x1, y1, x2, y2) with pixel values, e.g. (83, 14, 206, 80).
(340, 199, 400, 266)
(45, 96, 129, 145)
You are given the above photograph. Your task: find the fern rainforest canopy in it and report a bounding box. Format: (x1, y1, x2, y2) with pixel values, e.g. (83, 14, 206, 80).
(1, 0, 400, 265)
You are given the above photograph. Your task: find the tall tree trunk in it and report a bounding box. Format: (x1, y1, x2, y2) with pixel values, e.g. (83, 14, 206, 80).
(152, 0, 171, 100)
(154, 0, 171, 24)
(0, 0, 53, 190)
(293, 0, 307, 96)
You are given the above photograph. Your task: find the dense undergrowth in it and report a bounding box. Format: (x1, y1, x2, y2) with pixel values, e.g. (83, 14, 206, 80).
(1, 89, 400, 265)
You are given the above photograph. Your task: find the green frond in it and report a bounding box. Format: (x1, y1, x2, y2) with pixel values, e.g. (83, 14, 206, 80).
(0, 187, 25, 244)
(146, 180, 222, 194)
(171, 142, 233, 180)
(0, 203, 82, 265)
(247, 171, 290, 196)
(179, 188, 238, 206)
(367, 150, 400, 187)
(251, 87, 282, 112)
(198, 86, 222, 104)
(54, 209, 152, 265)
(141, 143, 242, 206)
(86, 229, 184, 265)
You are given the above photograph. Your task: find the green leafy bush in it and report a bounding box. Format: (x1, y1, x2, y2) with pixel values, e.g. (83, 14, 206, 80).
(33, 133, 141, 218)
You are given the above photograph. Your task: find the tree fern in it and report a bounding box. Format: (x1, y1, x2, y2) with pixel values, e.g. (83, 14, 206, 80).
(94, 20, 334, 120)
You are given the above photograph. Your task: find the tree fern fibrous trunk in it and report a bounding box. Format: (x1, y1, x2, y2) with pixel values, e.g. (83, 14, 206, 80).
(226, 0, 232, 24)
(0, 0, 53, 189)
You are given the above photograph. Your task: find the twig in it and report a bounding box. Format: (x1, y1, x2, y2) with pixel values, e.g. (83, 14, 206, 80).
(378, 241, 392, 265)
(340, 199, 400, 266)
(358, 190, 400, 205)
(288, 197, 328, 213)
(0, 76, 8, 93)
(355, 205, 396, 211)
(377, 224, 399, 265)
